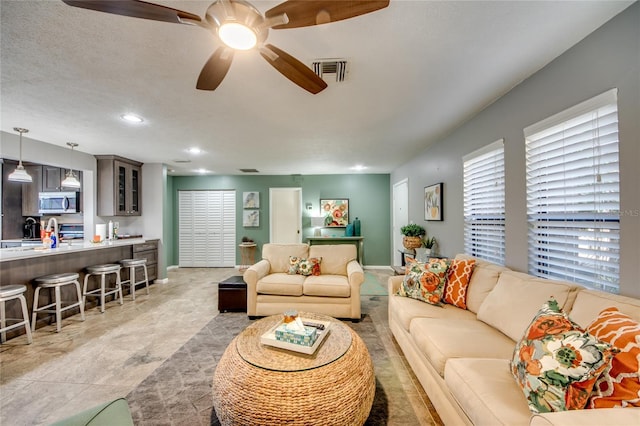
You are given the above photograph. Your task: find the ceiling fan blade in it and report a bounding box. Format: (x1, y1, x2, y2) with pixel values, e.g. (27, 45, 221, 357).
(196, 47, 234, 91)
(61, 0, 201, 24)
(265, 0, 389, 29)
(260, 44, 327, 94)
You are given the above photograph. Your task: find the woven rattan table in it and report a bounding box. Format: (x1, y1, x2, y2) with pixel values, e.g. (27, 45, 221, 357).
(212, 312, 375, 425)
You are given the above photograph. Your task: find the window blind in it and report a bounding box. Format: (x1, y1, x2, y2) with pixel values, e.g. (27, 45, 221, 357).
(525, 89, 620, 293)
(463, 139, 505, 265)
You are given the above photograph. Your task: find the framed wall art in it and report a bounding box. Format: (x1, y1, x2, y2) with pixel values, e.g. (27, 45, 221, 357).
(320, 199, 349, 227)
(243, 210, 259, 227)
(424, 183, 443, 221)
(243, 191, 259, 209)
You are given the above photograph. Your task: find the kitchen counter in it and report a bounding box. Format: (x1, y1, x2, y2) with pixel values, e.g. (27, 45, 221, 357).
(0, 238, 147, 262)
(0, 238, 159, 340)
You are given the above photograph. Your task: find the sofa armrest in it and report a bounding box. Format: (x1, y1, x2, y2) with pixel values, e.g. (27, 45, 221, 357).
(346, 260, 365, 287)
(388, 275, 404, 295)
(530, 408, 640, 426)
(243, 259, 270, 287)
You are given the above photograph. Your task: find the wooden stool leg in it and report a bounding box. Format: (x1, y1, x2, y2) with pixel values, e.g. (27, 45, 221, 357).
(19, 295, 33, 344)
(55, 285, 62, 332)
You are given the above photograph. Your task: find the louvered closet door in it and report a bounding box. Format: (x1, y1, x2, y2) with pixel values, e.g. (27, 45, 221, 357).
(179, 190, 236, 267)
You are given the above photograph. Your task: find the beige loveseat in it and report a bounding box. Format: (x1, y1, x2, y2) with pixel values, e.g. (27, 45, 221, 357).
(243, 243, 364, 320)
(389, 253, 640, 426)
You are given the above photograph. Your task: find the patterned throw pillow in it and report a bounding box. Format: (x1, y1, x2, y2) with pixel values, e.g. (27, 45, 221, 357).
(442, 259, 476, 309)
(287, 256, 322, 276)
(510, 298, 614, 413)
(297, 257, 322, 276)
(288, 256, 303, 275)
(397, 258, 449, 306)
(586, 307, 640, 408)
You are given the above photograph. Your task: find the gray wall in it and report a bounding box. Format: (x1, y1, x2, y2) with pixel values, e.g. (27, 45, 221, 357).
(391, 3, 639, 297)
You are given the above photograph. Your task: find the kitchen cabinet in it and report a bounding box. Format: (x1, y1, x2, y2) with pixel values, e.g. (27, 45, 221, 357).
(2, 159, 24, 239)
(132, 239, 158, 282)
(41, 166, 82, 191)
(96, 155, 143, 216)
(22, 165, 42, 216)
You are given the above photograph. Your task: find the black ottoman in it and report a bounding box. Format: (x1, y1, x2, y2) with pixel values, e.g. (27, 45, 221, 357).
(218, 276, 247, 312)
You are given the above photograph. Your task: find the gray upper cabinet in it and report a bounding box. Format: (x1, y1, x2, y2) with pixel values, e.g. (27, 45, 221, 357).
(42, 166, 82, 192)
(96, 155, 143, 216)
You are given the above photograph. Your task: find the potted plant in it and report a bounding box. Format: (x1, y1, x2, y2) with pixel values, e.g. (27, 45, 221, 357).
(400, 224, 426, 250)
(423, 236, 437, 256)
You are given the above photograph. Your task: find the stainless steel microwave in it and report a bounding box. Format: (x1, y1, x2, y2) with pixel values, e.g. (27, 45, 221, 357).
(38, 191, 81, 214)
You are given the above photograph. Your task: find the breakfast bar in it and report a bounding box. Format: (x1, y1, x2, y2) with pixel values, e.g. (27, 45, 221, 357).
(0, 238, 158, 339)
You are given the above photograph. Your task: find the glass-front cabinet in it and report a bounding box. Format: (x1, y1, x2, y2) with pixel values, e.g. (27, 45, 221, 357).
(97, 155, 143, 216)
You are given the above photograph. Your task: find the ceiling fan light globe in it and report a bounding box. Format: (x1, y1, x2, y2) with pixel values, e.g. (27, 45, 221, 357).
(219, 22, 257, 50)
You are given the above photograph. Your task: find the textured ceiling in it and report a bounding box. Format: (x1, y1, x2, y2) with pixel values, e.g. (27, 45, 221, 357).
(0, 0, 633, 175)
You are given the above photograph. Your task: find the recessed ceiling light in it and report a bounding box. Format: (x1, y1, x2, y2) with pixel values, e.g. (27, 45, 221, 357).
(196, 168, 209, 174)
(188, 147, 202, 155)
(351, 165, 367, 171)
(120, 113, 144, 123)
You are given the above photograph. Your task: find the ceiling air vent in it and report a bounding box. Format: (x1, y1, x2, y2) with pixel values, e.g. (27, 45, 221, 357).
(173, 159, 191, 163)
(239, 168, 259, 173)
(312, 59, 348, 83)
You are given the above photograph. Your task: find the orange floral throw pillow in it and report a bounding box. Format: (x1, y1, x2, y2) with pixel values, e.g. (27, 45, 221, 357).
(511, 298, 614, 413)
(586, 307, 640, 408)
(442, 259, 476, 309)
(397, 258, 449, 306)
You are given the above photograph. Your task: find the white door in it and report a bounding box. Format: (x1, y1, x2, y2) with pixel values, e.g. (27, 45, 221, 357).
(178, 190, 236, 267)
(392, 179, 409, 266)
(269, 187, 302, 243)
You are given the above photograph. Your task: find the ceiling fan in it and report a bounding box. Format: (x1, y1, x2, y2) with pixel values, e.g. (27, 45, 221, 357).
(62, 0, 390, 94)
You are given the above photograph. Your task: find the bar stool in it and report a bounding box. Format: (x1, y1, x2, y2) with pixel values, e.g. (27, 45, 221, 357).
(32, 273, 85, 333)
(119, 259, 149, 301)
(83, 264, 123, 313)
(1, 285, 33, 344)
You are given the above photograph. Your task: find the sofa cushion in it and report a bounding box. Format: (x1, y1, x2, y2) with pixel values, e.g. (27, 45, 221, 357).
(410, 318, 516, 376)
(511, 298, 614, 413)
(442, 258, 476, 309)
(256, 273, 305, 296)
(303, 275, 351, 298)
(587, 307, 640, 408)
(568, 289, 640, 329)
(445, 358, 533, 426)
(476, 270, 579, 342)
(455, 254, 510, 313)
(308, 245, 356, 275)
(398, 258, 449, 306)
(389, 294, 477, 331)
(263, 244, 309, 273)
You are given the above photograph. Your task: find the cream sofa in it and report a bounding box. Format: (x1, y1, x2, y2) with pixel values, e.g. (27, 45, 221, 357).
(389, 253, 640, 426)
(243, 243, 364, 320)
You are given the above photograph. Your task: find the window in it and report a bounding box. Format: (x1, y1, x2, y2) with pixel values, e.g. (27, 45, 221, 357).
(525, 89, 620, 293)
(463, 139, 505, 265)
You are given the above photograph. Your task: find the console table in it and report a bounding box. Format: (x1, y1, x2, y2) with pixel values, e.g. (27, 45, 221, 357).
(307, 236, 364, 264)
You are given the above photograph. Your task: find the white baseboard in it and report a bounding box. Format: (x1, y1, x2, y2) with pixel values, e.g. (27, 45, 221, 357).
(363, 265, 394, 271)
(167, 265, 179, 271)
(154, 278, 169, 284)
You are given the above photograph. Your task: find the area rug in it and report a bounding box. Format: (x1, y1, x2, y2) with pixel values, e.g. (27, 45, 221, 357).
(361, 271, 389, 296)
(126, 298, 422, 425)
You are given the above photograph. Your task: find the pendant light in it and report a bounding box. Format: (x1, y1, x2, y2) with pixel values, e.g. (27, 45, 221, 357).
(61, 142, 81, 189)
(8, 127, 33, 183)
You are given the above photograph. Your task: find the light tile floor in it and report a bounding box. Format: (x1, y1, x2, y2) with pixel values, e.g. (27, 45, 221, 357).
(0, 267, 438, 425)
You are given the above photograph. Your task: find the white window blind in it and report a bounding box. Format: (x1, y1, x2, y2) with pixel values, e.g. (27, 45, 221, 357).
(463, 139, 505, 265)
(525, 89, 620, 293)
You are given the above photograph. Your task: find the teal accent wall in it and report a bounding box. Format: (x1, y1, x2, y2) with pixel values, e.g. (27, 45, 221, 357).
(168, 174, 391, 266)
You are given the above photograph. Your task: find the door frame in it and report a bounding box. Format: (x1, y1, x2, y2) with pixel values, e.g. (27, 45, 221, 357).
(392, 178, 409, 266)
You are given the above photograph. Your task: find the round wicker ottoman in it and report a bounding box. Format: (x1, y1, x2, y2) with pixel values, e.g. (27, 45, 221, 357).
(212, 313, 375, 425)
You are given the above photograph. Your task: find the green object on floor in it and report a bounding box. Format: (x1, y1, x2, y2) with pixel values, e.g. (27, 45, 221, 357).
(49, 398, 134, 426)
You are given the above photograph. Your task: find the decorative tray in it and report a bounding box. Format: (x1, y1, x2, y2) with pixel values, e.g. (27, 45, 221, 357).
(260, 318, 332, 355)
